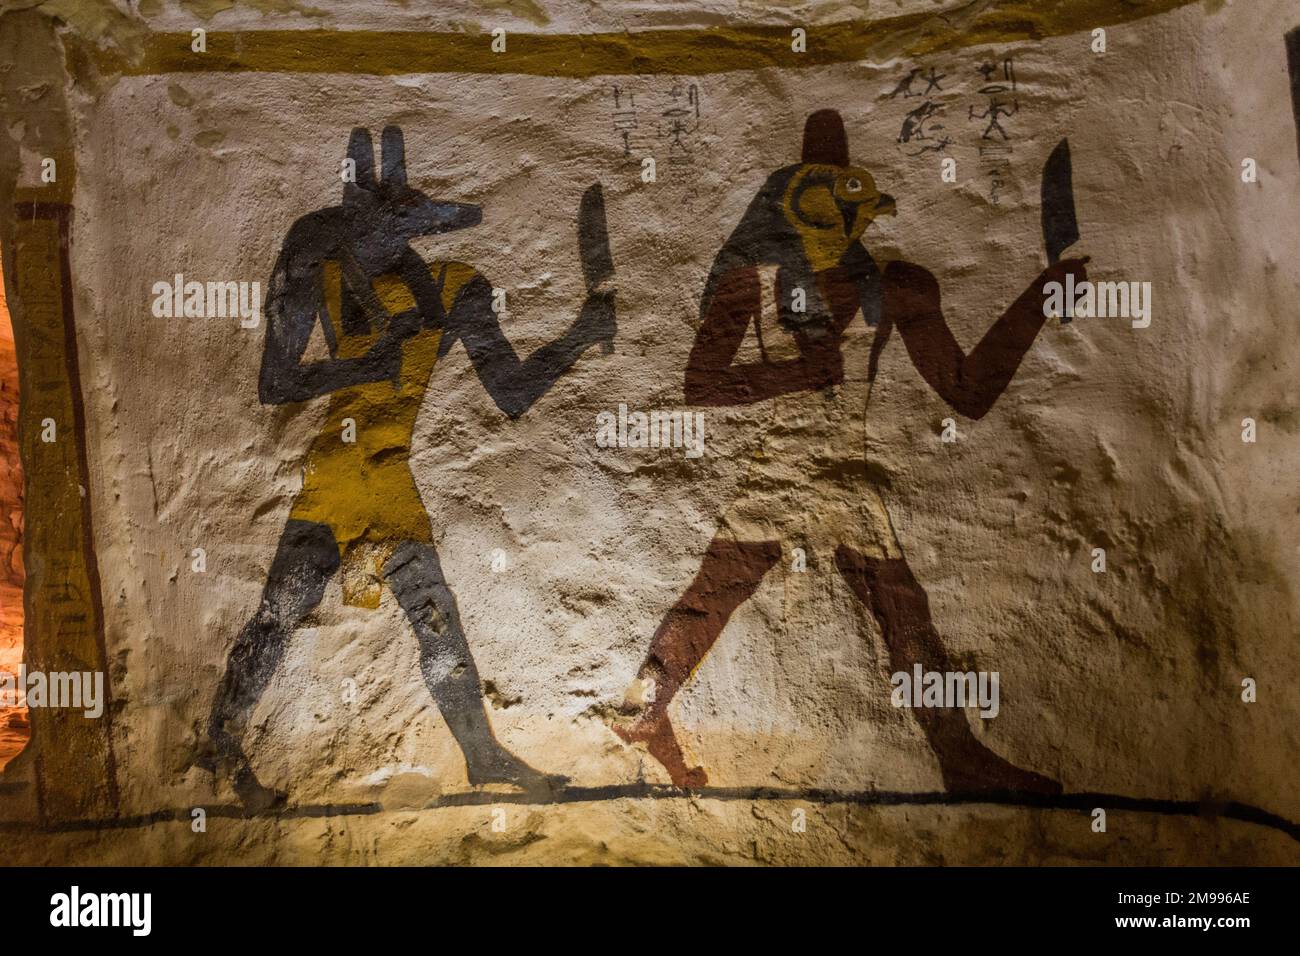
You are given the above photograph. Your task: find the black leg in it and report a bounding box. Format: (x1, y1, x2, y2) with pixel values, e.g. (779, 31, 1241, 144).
(206, 519, 339, 808)
(384, 541, 563, 791)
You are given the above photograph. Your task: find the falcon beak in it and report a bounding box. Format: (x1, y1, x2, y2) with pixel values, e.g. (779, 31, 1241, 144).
(837, 198, 857, 236)
(874, 193, 897, 218)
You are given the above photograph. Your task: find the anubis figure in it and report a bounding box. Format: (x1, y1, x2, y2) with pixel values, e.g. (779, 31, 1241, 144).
(202, 127, 616, 807)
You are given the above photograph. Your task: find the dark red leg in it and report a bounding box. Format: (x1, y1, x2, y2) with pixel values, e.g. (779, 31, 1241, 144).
(835, 545, 1061, 795)
(616, 536, 781, 788)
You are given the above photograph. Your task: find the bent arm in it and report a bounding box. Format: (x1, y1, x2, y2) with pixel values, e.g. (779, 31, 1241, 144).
(882, 259, 1079, 420)
(442, 274, 613, 419)
(683, 267, 840, 406)
(257, 238, 398, 406)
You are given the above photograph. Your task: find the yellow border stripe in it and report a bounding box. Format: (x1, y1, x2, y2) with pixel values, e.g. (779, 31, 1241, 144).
(80, 0, 1199, 78)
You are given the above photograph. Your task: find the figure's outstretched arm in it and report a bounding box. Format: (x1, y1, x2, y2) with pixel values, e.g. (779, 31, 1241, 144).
(440, 274, 614, 419)
(882, 258, 1087, 420)
(683, 267, 843, 407)
(435, 185, 617, 419)
(257, 223, 402, 406)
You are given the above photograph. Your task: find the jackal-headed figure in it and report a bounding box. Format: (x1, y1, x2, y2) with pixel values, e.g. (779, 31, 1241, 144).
(614, 110, 1082, 793)
(203, 127, 616, 808)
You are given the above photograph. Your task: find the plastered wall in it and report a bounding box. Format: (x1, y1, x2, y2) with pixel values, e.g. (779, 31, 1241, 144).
(1, 0, 1298, 865)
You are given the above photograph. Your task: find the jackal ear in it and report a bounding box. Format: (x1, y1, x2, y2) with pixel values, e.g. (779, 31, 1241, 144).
(380, 126, 407, 187)
(344, 127, 377, 198)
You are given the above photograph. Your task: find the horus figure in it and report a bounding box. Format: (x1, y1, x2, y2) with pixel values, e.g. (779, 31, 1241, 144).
(614, 110, 1084, 792)
(203, 127, 616, 807)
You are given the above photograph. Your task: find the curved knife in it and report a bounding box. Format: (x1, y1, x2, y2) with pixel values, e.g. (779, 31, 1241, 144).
(1041, 138, 1079, 322)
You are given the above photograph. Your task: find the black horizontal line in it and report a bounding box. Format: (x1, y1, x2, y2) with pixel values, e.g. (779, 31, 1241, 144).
(3, 784, 1297, 844)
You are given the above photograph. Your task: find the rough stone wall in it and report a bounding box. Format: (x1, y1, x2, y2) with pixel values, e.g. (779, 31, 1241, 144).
(1, 0, 1299, 865)
(0, 264, 24, 770)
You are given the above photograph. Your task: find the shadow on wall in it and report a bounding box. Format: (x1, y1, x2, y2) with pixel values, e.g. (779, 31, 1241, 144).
(0, 256, 27, 772)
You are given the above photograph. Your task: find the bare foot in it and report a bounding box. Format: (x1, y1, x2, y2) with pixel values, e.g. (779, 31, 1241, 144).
(231, 763, 288, 812)
(938, 740, 1062, 796)
(467, 749, 568, 796)
(192, 732, 287, 811)
(613, 707, 708, 790)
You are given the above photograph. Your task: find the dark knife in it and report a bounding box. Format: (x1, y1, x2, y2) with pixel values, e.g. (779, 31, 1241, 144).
(1041, 138, 1080, 322)
(578, 184, 615, 292)
(577, 183, 617, 353)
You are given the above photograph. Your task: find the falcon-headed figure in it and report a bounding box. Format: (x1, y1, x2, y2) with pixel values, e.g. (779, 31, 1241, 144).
(614, 109, 1083, 794)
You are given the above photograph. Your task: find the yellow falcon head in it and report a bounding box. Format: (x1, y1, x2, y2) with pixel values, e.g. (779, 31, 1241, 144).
(782, 109, 896, 272)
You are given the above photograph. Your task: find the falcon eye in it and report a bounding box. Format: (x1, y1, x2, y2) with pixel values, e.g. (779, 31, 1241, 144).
(845, 177, 862, 193)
